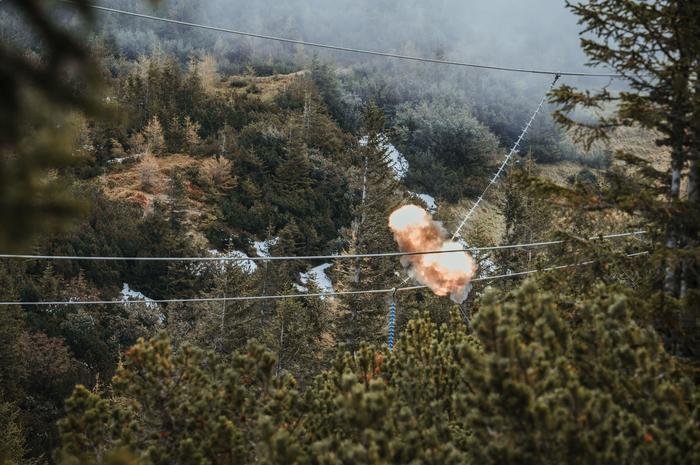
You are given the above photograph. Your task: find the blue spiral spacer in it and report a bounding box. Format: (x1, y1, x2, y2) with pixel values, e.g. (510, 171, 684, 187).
(388, 301, 396, 351)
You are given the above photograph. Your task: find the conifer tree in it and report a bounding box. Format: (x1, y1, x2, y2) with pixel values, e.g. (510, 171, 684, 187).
(143, 117, 165, 155)
(550, 0, 700, 354)
(264, 294, 332, 382)
(56, 281, 700, 465)
(335, 102, 403, 351)
(0, 306, 25, 401)
(165, 260, 258, 355)
(499, 152, 555, 275)
(166, 116, 187, 153)
(0, 401, 34, 465)
(0, 0, 100, 251)
(271, 132, 313, 216)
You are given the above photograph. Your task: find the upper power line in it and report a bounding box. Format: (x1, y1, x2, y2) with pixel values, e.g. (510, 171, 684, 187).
(0, 251, 649, 306)
(0, 231, 646, 263)
(65, 2, 624, 78)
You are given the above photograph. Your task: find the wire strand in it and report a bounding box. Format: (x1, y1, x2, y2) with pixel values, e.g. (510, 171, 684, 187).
(451, 74, 560, 240)
(65, 2, 624, 78)
(0, 231, 646, 262)
(0, 252, 648, 306)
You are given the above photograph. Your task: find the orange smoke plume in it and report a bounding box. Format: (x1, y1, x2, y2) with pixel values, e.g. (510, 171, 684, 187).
(389, 205, 476, 303)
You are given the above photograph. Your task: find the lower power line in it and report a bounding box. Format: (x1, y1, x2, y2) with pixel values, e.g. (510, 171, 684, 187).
(0, 252, 648, 306)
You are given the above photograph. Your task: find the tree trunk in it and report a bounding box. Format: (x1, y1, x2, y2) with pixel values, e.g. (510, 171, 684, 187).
(681, 70, 700, 335)
(219, 270, 227, 352)
(681, 153, 699, 340)
(664, 98, 686, 299)
(664, 160, 682, 296)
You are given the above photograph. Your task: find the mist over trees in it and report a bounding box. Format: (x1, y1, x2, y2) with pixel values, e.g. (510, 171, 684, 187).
(0, 0, 699, 464)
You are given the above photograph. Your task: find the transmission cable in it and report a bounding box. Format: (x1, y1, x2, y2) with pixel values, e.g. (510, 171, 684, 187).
(451, 74, 560, 240)
(0, 252, 648, 306)
(63, 2, 624, 78)
(0, 231, 645, 262)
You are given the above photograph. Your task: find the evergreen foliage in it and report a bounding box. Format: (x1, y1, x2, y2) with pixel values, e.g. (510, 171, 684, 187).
(55, 282, 700, 465)
(2, 1, 699, 463)
(550, 0, 700, 356)
(394, 99, 499, 202)
(334, 103, 403, 350)
(0, 400, 35, 465)
(498, 153, 556, 276)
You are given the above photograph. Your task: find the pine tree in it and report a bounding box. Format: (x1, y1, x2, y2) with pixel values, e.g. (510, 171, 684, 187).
(271, 131, 313, 215)
(0, 0, 99, 251)
(335, 102, 403, 351)
(262, 286, 333, 384)
(0, 401, 34, 465)
(56, 281, 700, 465)
(550, 0, 700, 354)
(183, 116, 202, 152)
(143, 116, 165, 155)
(166, 116, 187, 153)
(165, 260, 259, 355)
(57, 337, 300, 465)
(499, 152, 555, 275)
(0, 306, 25, 401)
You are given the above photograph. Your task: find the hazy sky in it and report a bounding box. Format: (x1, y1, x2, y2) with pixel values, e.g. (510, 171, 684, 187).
(99, 0, 598, 75)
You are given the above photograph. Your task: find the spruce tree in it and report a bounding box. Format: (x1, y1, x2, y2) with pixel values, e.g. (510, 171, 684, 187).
(551, 0, 700, 354)
(0, 0, 100, 251)
(335, 102, 403, 351)
(499, 152, 555, 276)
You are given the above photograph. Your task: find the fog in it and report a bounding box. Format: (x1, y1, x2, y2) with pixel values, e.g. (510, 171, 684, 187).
(94, 0, 613, 88)
(1, 0, 614, 155)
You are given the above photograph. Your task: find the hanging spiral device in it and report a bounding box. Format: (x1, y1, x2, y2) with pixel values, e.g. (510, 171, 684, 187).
(389, 288, 397, 351)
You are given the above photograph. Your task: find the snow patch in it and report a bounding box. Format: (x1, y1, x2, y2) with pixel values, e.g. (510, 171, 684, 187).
(120, 283, 157, 309)
(253, 237, 278, 258)
(359, 135, 409, 180)
(293, 283, 309, 293)
(107, 154, 141, 164)
(298, 263, 334, 297)
(410, 192, 437, 212)
(208, 249, 258, 274)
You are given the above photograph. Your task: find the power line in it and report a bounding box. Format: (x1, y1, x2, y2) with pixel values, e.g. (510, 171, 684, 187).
(0, 231, 646, 263)
(451, 74, 560, 240)
(0, 252, 648, 306)
(65, 2, 624, 78)
(474, 251, 649, 282)
(395, 75, 560, 287)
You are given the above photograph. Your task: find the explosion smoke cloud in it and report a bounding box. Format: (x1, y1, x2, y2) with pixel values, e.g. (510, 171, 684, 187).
(389, 205, 476, 303)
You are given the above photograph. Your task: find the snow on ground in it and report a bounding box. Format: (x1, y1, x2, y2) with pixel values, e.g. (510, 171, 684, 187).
(454, 236, 498, 275)
(358, 136, 438, 213)
(120, 283, 157, 308)
(298, 263, 334, 297)
(410, 192, 437, 212)
(207, 249, 258, 274)
(293, 283, 309, 293)
(107, 154, 141, 164)
(194, 237, 277, 277)
(359, 135, 409, 180)
(385, 142, 409, 180)
(253, 237, 278, 257)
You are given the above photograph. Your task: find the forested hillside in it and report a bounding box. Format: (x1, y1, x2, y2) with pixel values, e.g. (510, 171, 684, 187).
(1, 1, 698, 464)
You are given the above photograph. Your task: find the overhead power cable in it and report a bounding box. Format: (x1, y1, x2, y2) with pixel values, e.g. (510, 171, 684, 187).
(451, 74, 560, 240)
(0, 252, 648, 306)
(0, 231, 646, 263)
(63, 2, 624, 78)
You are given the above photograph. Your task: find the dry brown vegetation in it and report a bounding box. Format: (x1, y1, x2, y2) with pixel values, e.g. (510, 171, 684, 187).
(201, 156, 236, 191)
(101, 154, 201, 212)
(220, 70, 308, 101)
